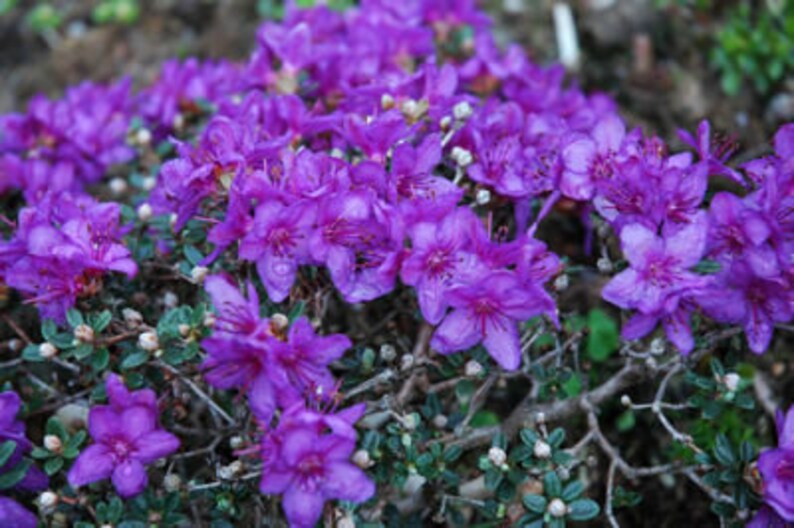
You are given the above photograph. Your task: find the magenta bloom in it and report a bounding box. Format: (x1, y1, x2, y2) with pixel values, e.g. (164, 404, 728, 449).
(747, 505, 791, 528)
(0, 496, 37, 528)
(561, 115, 627, 201)
(67, 375, 180, 498)
(430, 270, 555, 370)
(756, 406, 794, 522)
(260, 404, 374, 528)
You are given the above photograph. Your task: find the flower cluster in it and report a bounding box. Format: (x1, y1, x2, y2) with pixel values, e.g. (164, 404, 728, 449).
(67, 374, 180, 498)
(751, 404, 794, 526)
(0, 391, 48, 528)
(0, 192, 137, 323)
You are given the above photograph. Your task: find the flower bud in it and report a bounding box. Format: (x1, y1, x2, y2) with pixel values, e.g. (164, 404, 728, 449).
(453, 101, 473, 121)
(173, 113, 185, 130)
(488, 446, 507, 467)
(533, 440, 552, 459)
(439, 115, 452, 130)
(39, 342, 58, 359)
(352, 449, 372, 469)
(178, 324, 191, 338)
(475, 188, 491, 205)
(135, 128, 152, 146)
(136, 202, 152, 222)
(229, 436, 245, 449)
(163, 473, 182, 492)
(596, 257, 612, 274)
(465, 360, 483, 377)
(190, 266, 209, 283)
(547, 498, 567, 517)
(109, 177, 128, 195)
(163, 291, 178, 309)
(723, 372, 741, 392)
(44, 435, 62, 453)
(620, 394, 632, 407)
(203, 312, 217, 328)
(400, 353, 415, 371)
(122, 308, 143, 328)
(451, 146, 473, 168)
(535, 411, 546, 425)
(401, 98, 420, 118)
(380, 93, 395, 109)
(379, 343, 397, 362)
(270, 313, 289, 332)
(650, 338, 665, 356)
(218, 460, 243, 480)
(38, 490, 58, 509)
(73, 324, 94, 344)
(554, 274, 569, 292)
(142, 176, 157, 191)
(8, 339, 22, 352)
(138, 331, 159, 352)
(432, 414, 448, 429)
(337, 515, 356, 528)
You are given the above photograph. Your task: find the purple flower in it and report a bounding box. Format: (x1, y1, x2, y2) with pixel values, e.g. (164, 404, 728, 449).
(561, 115, 627, 201)
(0, 496, 38, 528)
(0, 391, 48, 493)
(756, 406, 794, 522)
(259, 404, 374, 528)
(677, 120, 744, 186)
(430, 270, 555, 370)
(67, 375, 180, 498)
(748, 505, 792, 528)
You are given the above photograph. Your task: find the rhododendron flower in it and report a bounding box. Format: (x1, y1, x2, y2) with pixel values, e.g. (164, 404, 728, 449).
(0, 496, 38, 528)
(677, 119, 744, 186)
(260, 403, 374, 528)
(0, 391, 47, 494)
(561, 115, 627, 201)
(756, 405, 794, 522)
(68, 375, 179, 498)
(431, 270, 556, 370)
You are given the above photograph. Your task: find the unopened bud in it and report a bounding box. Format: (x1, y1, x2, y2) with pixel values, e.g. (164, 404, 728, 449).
(337, 515, 356, 528)
(39, 342, 58, 359)
(109, 177, 128, 195)
(379, 343, 397, 362)
(620, 394, 632, 407)
(401, 99, 420, 119)
(135, 128, 152, 146)
(432, 414, 448, 429)
(465, 360, 483, 377)
(451, 146, 473, 168)
(178, 324, 191, 338)
(190, 266, 209, 283)
(488, 446, 507, 467)
(533, 440, 552, 459)
(142, 176, 157, 191)
(44, 435, 62, 453)
(270, 313, 289, 332)
(138, 331, 159, 352)
(548, 498, 567, 517)
(400, 354, 415, 371)
(122, 308, 143, 328)
(535, 412, 546, 425)
(218, 460, 243, 480)
(380, 93, 395, 109)
(650, 338, 665, 356)
(8, 339, 22, 352)
(163, 473, 181, 492)
(554, 274, 569, 292)
(352, 449, 372, 469)
(73, 324, 94, 344)
(453, 101, 473, 121)
(440, 115, 453, 130)
(173, 113, 185, 130)
(38, 490, 58, 509)
(229, 436, 245, 449)
(136, 203, 152, 222)
(475, 188, 491, 205)
(163, 291, 178, 308)
(723, 372, 741, 392)
(596, 257, 612, 274)
(203, 312, 216, 328)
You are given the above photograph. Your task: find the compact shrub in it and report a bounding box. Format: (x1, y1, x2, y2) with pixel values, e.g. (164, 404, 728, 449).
(1, 1, 793, 526)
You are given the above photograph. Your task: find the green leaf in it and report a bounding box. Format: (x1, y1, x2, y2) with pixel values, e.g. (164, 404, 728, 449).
(568, 498, 601, 521)
(91, 348, 110, 371)
(561, 373, 582, 398)
(616, 410, 636, 432)
(484, 468, 503, 490)
(714, 434, 735, 466)
(46, 416, 67, 440)
(288, 301, 305, 323)
(66, 308, 84, 328)
(0, 441, 16, 467)
(121, 351, 149, 370)
(21, 344, 43, 362)
(586, 309, 619, 362)
(470, 410, 500, 428)
(44, 456, 64, 476)
(693, 259, 722, 275)
(522, 494, 547, 514)
(0, 459, 32, 489)
(443, 445, 462, 463)
(561, 481, 585, 502)
(548, 428, 566, 448)
(543, 471, 562, 498)
(74, 343, 94, 360)
(41, 319, 58, 341)
(92, 310, 113, 333)
(183, 245, 204, 266)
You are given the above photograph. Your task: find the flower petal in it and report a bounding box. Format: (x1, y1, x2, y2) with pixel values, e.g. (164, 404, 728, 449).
(111, 459, 148, 498)
(282, 486, 325, 528)
(132, 430, 180, 463)
(323, 461, 375, 503)
(67, 444, 115, 487)
(482, 318, 521, 371)
(430, 309, 481, 354)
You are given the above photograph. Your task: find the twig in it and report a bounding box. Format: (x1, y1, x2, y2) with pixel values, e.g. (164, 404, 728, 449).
(157, 361, 236, 426)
